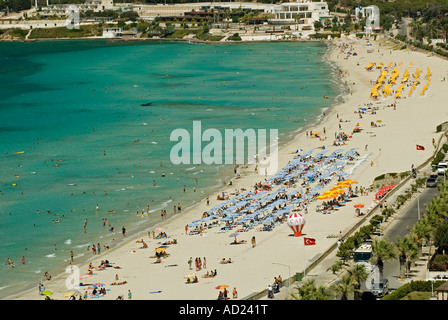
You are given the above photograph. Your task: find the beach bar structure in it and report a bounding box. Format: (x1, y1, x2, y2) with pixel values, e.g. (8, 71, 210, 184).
(435, 281, 448, 300)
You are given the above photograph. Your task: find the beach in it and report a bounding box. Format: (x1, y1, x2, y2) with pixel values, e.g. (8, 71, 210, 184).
(7, 35, 448, 300)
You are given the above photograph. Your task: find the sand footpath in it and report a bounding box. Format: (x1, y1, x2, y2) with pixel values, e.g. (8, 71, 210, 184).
(9, 35, 448, 300)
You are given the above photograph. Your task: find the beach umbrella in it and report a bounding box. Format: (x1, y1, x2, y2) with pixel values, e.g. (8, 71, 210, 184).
(354, 204, 364, 208)
(155, 227, 165, 231)
(184, 274, 196, 279)
(63, 290, 80, 298)
(215, 285, 229, 290)
(41, 290, 53, 295)
(325, 193, 339, 199)
(155, 247, 166, 252)
(263, 217, 275, 224)
(92, 283, 105, 287)
(336, 182, 351, 188)
(229, 232, 239, 242)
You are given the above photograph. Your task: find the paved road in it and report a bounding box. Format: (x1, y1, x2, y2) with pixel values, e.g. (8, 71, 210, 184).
(382, 186, 440, 290)
(259, 184, 440, 300)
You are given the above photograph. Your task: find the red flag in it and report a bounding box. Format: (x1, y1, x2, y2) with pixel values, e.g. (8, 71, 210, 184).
(304, 237, 316, 246)
(416, 145, 425, 150)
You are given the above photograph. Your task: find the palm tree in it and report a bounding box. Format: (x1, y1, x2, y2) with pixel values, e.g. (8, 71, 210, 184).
(409, 222, 429, 258)
(370, 238, 397, 278)
(332, 274, 358, 300)
(350, 263, 368, 300)
(290, 279, 333, 300)
(395, 235, 417, 280)
(326, 261, 344, 275)
(441, 18, 448, 44)
(426, 19, 440, 41)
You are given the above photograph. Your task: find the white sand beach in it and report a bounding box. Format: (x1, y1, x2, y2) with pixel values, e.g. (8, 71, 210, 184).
(8, 35, 448, 300)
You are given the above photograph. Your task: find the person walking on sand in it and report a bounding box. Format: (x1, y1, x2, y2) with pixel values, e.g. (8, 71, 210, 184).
(188, 257, 193, 270)
(122, 226, 126, 237)
(251, 236, 256, 248)
(233, 287, 238, 299)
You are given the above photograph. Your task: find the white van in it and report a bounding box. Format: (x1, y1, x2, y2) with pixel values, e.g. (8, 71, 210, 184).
(437, 162, 448, 176)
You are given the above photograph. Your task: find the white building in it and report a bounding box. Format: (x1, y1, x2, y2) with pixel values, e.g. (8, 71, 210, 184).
(102, 27, 121, 38)
(39, 0, 115, 18)
(269, 0, 332, 32)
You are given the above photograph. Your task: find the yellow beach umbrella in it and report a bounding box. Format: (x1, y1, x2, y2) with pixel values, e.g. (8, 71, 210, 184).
(336, 182, 351, 188)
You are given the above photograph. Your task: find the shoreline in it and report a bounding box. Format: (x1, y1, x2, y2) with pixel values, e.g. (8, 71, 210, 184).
(7, 35, 448, 300)
(0, 34, 328, 43)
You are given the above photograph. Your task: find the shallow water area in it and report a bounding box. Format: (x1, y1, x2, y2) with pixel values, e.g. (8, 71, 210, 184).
(0, 39, 340, 298)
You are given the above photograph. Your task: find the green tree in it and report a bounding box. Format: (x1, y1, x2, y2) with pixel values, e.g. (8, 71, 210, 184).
(350, 263, 368, 300)
(332, 274, 357, 300)
(371, 238, 397, 277)
(410, 221, 431, 257)
(327, 260, 344, 275)
(434, 222, 448, 254)
(314, 20, 323, 32)
(290, 279, 333, 300)
(395, 235, 418, 280)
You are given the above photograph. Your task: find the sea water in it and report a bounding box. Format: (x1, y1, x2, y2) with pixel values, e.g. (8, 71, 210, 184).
(0, 40, 340, 297)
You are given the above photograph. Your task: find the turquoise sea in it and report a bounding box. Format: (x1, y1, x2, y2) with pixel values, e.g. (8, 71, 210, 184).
(0, 39, 340, 297)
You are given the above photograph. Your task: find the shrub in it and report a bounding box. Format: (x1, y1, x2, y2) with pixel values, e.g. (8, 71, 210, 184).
(429, 260, 447, 271)
(429, 254, 448, 271)
(381, 280, 446, 300)
(432, 144, 448, 170)
(370, 215, 383, 227)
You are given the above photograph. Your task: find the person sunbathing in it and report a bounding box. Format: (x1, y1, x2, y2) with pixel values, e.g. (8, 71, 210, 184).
(220, 258, 233, 264)
(152, 257, 162, 264)
(202, 271, 215, 278)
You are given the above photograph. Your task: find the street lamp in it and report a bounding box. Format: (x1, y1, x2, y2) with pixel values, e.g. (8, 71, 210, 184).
(272, 262, 291, 290)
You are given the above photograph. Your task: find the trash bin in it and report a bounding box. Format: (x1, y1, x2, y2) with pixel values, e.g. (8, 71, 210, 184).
(295, 272, 302, 281)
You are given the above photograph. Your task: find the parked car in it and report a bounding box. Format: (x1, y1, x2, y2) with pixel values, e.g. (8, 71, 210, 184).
(437, 162, 448, 176)
(371, 279, 389, 298)
(426, 174, 439, 188)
